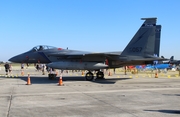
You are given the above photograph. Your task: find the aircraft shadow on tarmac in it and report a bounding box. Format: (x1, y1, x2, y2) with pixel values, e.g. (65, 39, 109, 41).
(162, 94, 180, 96)
(17, 76, 131, 84)
(144, 110, 180, 114)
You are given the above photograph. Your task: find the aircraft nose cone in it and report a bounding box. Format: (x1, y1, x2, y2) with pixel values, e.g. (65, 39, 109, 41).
(8, 56, 16, 62)
(8, 56, 20, 63)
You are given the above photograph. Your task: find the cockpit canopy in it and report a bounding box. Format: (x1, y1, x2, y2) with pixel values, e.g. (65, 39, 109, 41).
(30, 45, 56, 52)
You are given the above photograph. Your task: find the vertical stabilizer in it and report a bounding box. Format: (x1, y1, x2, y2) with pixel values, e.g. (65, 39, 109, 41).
(170, 56, 174, 61)
(154, 25, 161, 57)
(121, 18, 157, 57)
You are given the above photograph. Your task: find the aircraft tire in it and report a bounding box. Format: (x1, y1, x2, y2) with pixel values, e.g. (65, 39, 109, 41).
(85, 72, 94, 81)
(96, 71, 104, 79)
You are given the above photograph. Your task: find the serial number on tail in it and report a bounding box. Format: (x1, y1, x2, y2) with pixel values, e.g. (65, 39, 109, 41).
(129, 47, 142, 52)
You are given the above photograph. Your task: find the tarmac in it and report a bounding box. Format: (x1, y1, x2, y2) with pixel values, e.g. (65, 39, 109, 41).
(0, 66, 180, 117)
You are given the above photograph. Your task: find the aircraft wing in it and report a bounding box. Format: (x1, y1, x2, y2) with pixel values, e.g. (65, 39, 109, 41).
(130, 57, 168, 61)
(47, 52, 168, 61)
(47, 51, 121, 60)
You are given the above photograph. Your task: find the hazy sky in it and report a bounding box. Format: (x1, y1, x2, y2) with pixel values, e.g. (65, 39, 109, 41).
(0, 0, 180, 61)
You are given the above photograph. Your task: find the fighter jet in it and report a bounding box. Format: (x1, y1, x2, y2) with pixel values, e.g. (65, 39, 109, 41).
(9, 18, 166, 80)
(168, 56, 180, 65)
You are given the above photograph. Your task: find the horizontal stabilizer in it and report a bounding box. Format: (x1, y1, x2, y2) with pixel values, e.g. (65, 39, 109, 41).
(141, 17, 157, 20)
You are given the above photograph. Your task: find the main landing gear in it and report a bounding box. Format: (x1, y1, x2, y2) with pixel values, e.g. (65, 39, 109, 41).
(85, 72, 94, 81)
(85, 71, 104, 81)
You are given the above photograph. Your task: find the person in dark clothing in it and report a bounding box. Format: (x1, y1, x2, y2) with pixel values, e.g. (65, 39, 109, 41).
(36, 64, 39, 71)
(39, 46, 43, 51)
(21, 63, 24, 70)
(4, 62, 10, 75)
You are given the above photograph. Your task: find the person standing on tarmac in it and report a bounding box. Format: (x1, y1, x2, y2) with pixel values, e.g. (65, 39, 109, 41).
(4, 62, 10, 75)
(9, 63, 12, 75)
(21, 63, 24, 70)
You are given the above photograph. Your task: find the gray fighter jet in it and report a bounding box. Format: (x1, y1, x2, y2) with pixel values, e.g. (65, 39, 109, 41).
(9, 18, 166, 80)
(168, 56, 180, 65)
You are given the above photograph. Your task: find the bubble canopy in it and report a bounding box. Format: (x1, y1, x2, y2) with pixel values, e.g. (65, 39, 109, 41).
(30, 45, 57, 52)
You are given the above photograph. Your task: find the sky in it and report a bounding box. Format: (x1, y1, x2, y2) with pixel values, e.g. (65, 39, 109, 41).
(0, 0, 180, 62)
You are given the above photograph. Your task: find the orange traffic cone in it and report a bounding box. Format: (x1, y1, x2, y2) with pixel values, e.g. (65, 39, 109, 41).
(155, 72, 158, 78)
(58, 74, 63, 86)
(82, 71, 84, 76)
(26, 74, 31, 85)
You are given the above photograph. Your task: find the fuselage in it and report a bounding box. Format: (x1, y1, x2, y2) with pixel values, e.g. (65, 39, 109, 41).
(9, 47, 160, 70)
